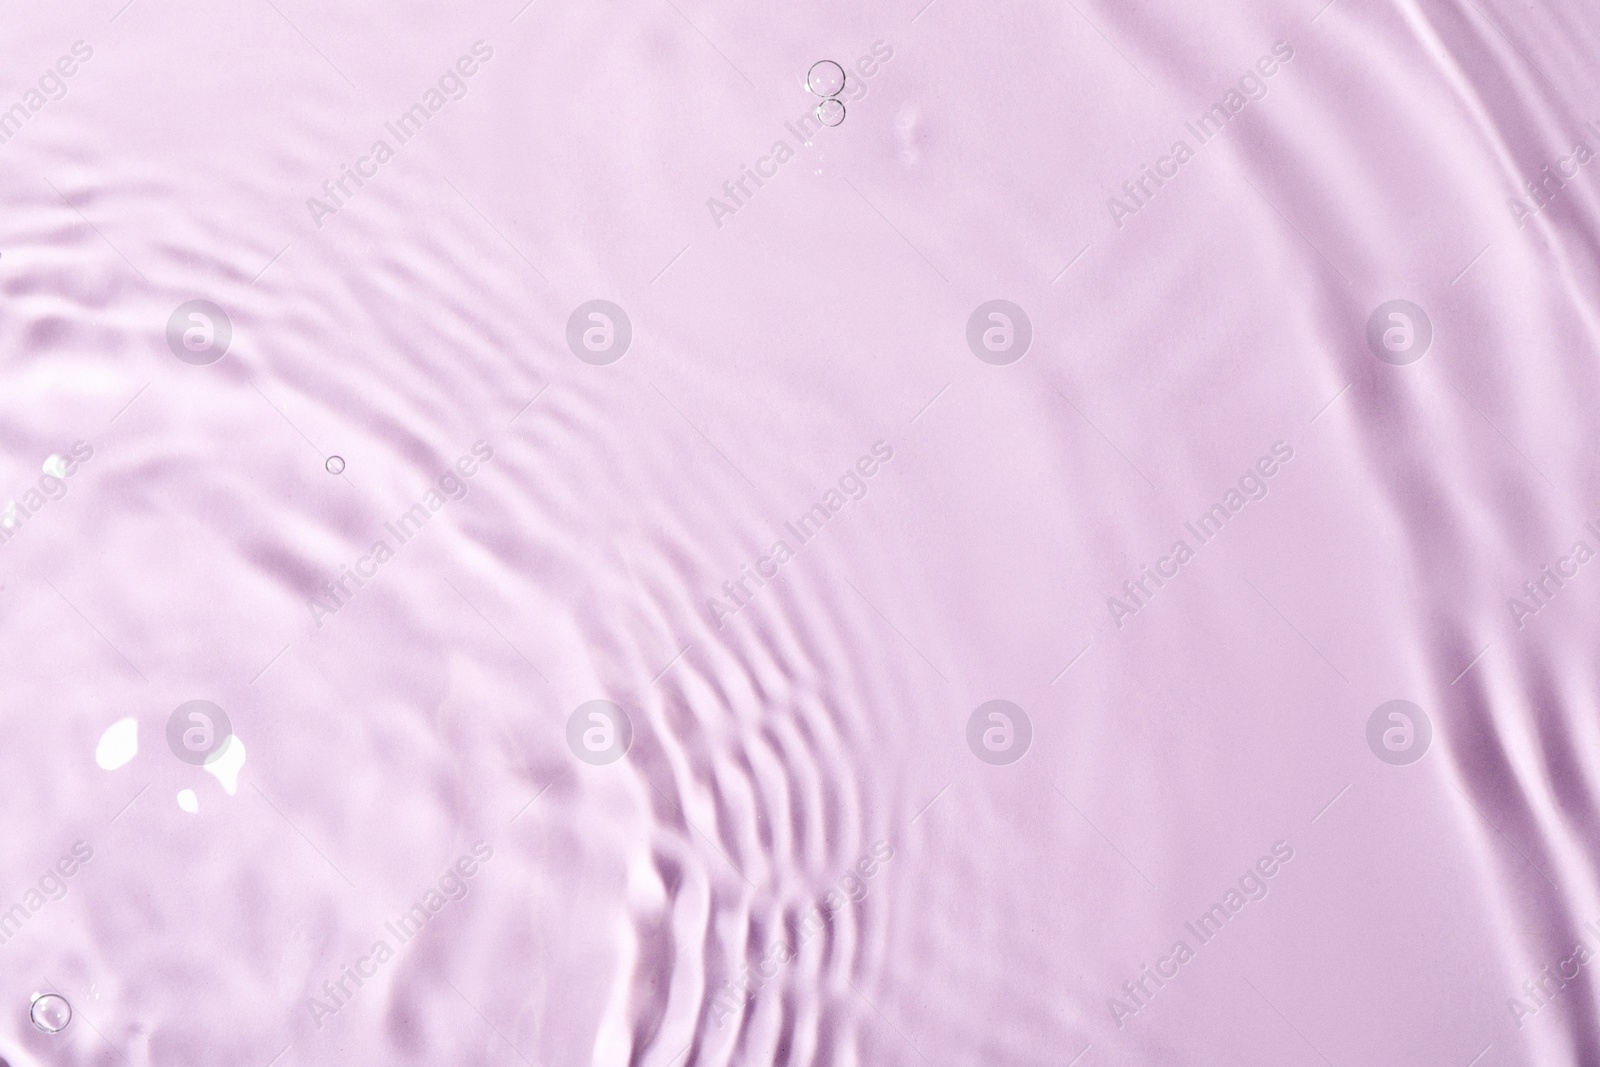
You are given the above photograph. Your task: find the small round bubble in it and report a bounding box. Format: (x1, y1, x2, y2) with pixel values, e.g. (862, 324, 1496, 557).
(807, 60, 846, 97)
(325, 455, 346, 474)
(30, 992, 71, 1033)
(816, 99, 846, 127)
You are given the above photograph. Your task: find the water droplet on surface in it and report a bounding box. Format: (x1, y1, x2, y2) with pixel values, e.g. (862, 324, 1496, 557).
(816, 98, 846, 127)
(203, 734, 246, 795)
(30, 992, 70, 1033)
(325, 455, 345, 474)
(806, 59, 846, 97)
(177, 788, 198, 813)
(95, 717, 139, 770)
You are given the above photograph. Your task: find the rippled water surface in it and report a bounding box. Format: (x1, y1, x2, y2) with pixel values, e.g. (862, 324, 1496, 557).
(5, 0, 1600, 1064)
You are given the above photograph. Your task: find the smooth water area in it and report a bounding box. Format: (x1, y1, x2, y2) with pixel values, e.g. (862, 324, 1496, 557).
(4, 0, 1600, 1065)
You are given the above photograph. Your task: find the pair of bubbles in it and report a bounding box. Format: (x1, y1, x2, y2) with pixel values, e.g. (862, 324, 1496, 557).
(806, 60, 849, 128)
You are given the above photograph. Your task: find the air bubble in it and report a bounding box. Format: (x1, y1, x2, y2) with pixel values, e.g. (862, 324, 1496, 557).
(807, 60, 846, 97)
(30, 992, 70, 1033)
(816, 99, 846, 127)
(325, 455, 346, 474)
